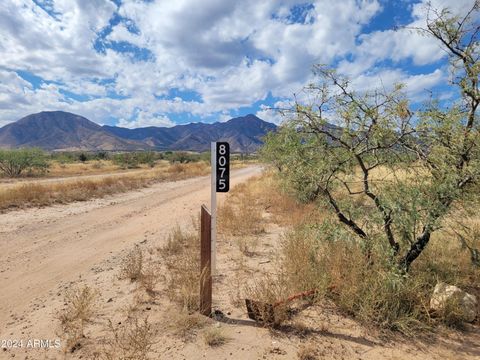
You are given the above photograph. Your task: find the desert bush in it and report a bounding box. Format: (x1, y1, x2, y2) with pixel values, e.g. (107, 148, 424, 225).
(0, 148, 49, 177)
(277, 219, 480, 334)
(119, 246, 144, 282)
(161, 225, 189, 257)
(169, 310, 209, 340)
(261, 2, 480, 273)
(164, 151, 203, 164)
(112, 152, 159, 169)
(79, 153, 88, 162)
(58, 285, 98, 353)
(101, 317, 156, 360)
(159, 226, 200, 311)
(50, 151, 111, 163)
(297, 342, 318, 360)
(202, 327, 228, 347)
(235, 169, 479, 333)
(138, 263, 160, 296)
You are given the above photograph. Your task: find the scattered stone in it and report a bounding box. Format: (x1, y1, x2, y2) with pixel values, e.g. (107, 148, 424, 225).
(430, 282, 477, 322)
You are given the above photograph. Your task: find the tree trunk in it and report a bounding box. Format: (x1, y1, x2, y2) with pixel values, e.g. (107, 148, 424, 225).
(399, 229, 431, 272)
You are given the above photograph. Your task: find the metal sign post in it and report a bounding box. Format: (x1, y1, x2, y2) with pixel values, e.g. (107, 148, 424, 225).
(210, 142, 217, 274)
(200, 141, 229, 316)
(210, 141, 230, 275)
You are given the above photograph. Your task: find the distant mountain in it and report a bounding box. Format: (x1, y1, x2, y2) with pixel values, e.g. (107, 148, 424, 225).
(0, 111, 146, 151)
(103, 114, 277, 152)
(0, 112, 277, 152)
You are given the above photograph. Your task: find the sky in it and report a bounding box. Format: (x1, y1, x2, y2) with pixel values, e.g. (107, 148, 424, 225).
(0, 0, 475, 128)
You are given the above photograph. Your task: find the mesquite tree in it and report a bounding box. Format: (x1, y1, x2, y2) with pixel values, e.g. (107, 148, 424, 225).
(0, 148, 49, 177)
(262, 2, 479, 271)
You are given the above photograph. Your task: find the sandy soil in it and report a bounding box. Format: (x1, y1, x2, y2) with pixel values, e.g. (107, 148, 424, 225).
(0, 167, 260, 356)
(0, 165, 478, 360)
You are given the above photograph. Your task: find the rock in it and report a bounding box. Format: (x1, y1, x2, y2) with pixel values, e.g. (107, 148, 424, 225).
(430, 282, 477, 322)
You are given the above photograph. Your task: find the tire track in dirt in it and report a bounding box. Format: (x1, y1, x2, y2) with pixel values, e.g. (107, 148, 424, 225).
(0, 166, 262, 339)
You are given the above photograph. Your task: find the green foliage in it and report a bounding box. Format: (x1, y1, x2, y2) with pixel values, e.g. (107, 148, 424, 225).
(261, 3, 480, 270)
(50, 151, 112, 163)
(112, 152, 159, 168)
(0, 148, 49, 177)
(163, 151, 204, 164)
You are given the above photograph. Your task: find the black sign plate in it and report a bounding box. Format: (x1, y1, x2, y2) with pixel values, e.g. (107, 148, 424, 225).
(216, 142, 229, 192)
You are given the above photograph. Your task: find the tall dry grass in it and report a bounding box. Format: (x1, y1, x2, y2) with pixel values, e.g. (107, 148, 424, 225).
(222, 172, 480, 333)
(158, 225, 200, 312)
(218, 177, 266, 236)
(48, 160, 123, 177)
(0, 161, 210, 212)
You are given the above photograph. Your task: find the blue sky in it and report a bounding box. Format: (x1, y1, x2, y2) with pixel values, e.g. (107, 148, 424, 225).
(0, 0, 474, 128)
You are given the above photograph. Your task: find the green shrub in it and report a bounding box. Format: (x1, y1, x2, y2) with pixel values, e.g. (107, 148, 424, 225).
(0, 148, 49, 177)
(112, 152, 158, 169)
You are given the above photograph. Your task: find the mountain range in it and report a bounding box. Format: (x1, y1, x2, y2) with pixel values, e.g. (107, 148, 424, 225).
(0, 111, 277, 152)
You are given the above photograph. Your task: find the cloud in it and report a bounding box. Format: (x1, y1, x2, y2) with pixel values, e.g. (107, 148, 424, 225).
(256, 101, 293, 125)
(0, 0, 470, 127)
(117, 110, 175, 128)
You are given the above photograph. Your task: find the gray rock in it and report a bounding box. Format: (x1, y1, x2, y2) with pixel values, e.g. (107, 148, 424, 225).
(430, 282, 477, 322)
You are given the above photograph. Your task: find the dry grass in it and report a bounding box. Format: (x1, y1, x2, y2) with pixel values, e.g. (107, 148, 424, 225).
(297, 342, 318, 360)
(222, 172, 480, 333)
(0, 161, 210, 212)
(159, 225, 200, 311)
(244, 274, 292, 326)
(202, 327, 229, 347)
(169, 311, 210, 340)
(48, 160, 122, 177)
(99, 316, 157, 360)
(119, 246, 144, 282)
(254, 172, 326, 227)
(218, 177, 265, 236)
(58, 285, 98, 354)
(119, 246, 160, 296)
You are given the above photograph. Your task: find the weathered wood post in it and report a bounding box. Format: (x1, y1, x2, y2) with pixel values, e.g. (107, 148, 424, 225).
(200, 204, 212, 316)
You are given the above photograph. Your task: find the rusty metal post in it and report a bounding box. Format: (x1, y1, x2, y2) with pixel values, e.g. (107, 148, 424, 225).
(200, 205, 212, 316)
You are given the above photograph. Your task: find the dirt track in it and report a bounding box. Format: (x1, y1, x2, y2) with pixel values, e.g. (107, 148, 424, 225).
(0, 166, 262, 341)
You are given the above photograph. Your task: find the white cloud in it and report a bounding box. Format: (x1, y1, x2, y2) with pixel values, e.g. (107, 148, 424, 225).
(117, 110, 175, 128)
(256, 101, 292, 125)
(0, 0, 469, 127)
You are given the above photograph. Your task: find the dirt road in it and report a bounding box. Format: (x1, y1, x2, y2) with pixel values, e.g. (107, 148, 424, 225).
(0, 166, 262, 342)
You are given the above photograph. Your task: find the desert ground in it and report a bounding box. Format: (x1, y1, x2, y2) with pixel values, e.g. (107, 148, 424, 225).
(0, 166, 478, 360)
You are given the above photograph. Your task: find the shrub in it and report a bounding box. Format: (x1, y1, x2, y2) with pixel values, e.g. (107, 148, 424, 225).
(112, 152, 158, 169)
(58, 285, 98, 353)
(202, 327, 228, 347)
(169, 311, 209, 340)
(0, 148, 49, 177)
(101, 317, 156, 360)
(159, 226, 199, 311)
(297, 342, 318, 360)
(119, 246, 144, 282)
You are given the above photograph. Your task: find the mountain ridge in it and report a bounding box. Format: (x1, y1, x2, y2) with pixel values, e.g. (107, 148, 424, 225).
(0, 111, 277, 152)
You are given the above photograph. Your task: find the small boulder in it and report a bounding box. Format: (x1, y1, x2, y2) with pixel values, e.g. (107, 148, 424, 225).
(430, 282, 477, 323)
